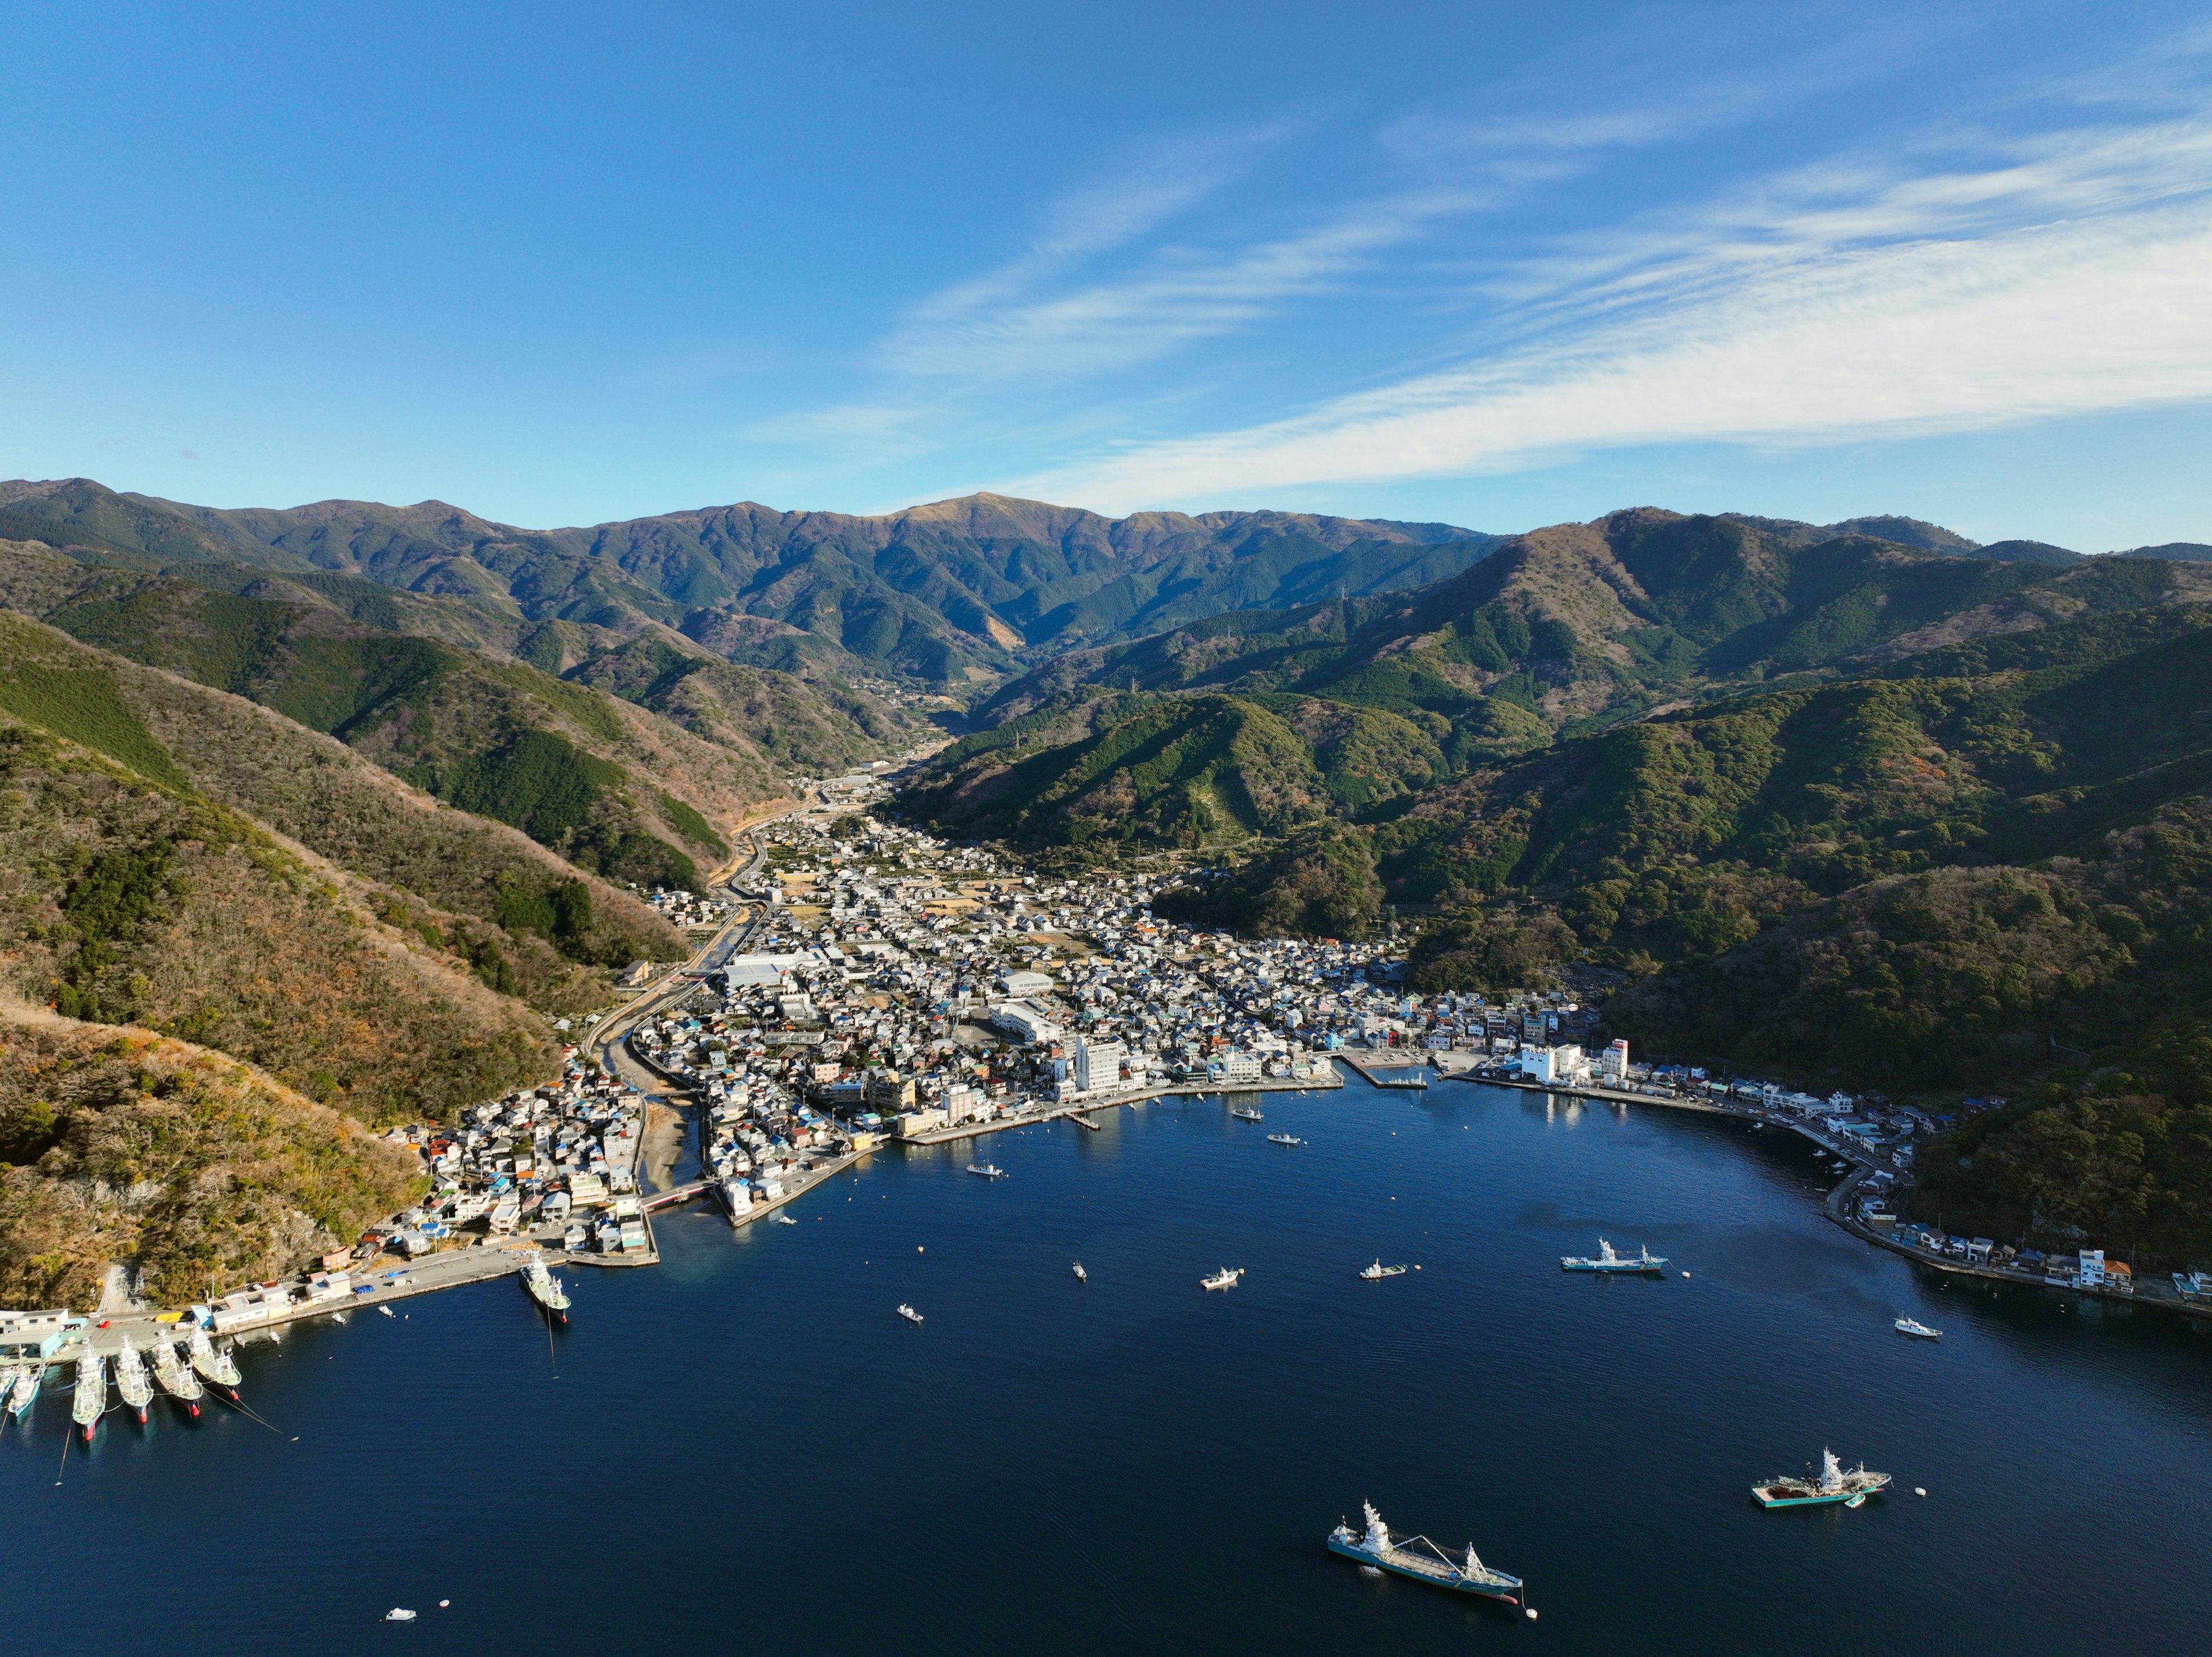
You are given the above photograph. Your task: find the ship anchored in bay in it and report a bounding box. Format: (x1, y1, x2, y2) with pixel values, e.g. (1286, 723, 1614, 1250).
(1753, 1448, 1891, 1508)
(1560, 1238, 1668, 1273)
(1328, 1502, 1528, 1612)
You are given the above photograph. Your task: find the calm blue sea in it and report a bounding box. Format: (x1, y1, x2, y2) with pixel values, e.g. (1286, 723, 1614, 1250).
(10, 1072, 2210, 1656)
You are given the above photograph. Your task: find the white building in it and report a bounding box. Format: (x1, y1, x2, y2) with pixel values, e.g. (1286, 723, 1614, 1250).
(1599, 1038, 1630, 1081)
(1217, 1051, 1263, 1083)
(1518, 1044, 1589, 1085)
(1075, 1038, 1126, 1093)
(989, 999, 1062, 1045)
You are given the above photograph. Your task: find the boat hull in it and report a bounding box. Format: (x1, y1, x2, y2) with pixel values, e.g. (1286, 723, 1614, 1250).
(1327, 1537, 1521, 1603)
(1753, 1478, 1890, 1508)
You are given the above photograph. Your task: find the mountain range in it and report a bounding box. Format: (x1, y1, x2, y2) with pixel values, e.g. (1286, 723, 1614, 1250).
(5, 476, 2211, 1288)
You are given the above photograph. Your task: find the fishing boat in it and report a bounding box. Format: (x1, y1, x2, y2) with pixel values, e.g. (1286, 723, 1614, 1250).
(966, 1163, 1007, 1179)
(1229, 1105, 1264, 1122)
(378, 1305, 396, 1317)
(1753, 1448, 1891, 1508)
(7, 1363, 42, 1419)
(523, 1254, 571, 1322)
(1327, 1502, 1524, 1605)
(1893, 1315, 1941, 1340)
(113, 1337, 153, 1423)
(1200, 1266, 1245, 1291)
(1560, 1238, 1668, 1273)
(1072, 1262, 1087, 1281)
(153, 1340, 203, 1416)
(188, 1325, 241, 1395)
(897, 1303, 923, 1324)
(773, 1213, 798, 1225)
(1266, 1132, 1304, 1146)
(1359, 1260, 1408, 1280)
(73, 1354, 106, 1442)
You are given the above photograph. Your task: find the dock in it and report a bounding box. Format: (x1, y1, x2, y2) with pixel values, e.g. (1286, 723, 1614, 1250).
(1337, 1056, 1431, 1089)
(899, 1073, 1343, 1146)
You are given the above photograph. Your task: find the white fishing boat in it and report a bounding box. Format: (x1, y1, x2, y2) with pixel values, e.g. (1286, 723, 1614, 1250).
(1266, 1132, 1304, 1146)
(73, 1354, 106, 1442)
(1753, 1447, 1891, 1508)
(897, 1303, 923, 1324)
(1072, 1261, 1087, 1281)
(1893, 1315, 1941, 1340)
(1201, 1266, 1245, 1291)
(773, 1213, 798, 1225)
(153, 1340, 204, 1416)
(10, 1363, 44, 1418)
(188, 1325, 241, 1393)
(1230, 1105, 1264, 1122)
(1560, 1238, 1668, 1273)
(522, 1254, 572, 1322)
(1359, 1260, 1408, 1280)
(378, 1305, 395, 1317)
(965, 1163, 1007, 1178)
(1328, 1501, 1524, 1605)
(113, 1337, 154, 1423)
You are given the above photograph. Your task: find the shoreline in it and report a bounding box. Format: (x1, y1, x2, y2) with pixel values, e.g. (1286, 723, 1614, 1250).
(1436, 1061, 2212, 1325)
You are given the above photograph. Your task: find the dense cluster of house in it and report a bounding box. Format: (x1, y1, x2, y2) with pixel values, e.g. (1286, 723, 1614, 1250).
(378, 1057, 654, 1256)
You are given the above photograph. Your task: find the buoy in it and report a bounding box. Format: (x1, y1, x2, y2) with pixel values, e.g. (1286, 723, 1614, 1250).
(1414, 1265, 1421, 1270)
(439, 1599, 451, 1607)
(1526, 1608, 1539, 1620)
(1682, 1271, 1691, 1279)
(918, 1245, 924, 1252)
(1914, 1487, 1927, 1497)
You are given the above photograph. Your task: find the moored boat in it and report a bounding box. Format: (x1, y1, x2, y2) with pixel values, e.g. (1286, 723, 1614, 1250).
(113, 1337, 153, 1423)
(523, 1254, 571, 1322)
(8, 1363, 42, 1419)
(1200, 1267, 1244, 1291)
(1359, 1260, 1407, 1280)
(1328, 1502, 1522, 1605)
(1266, 1132, 1303, 1146)
(897, 1303, 923, 1324)
(188, 1325, 241, 1395)
(1560, 1238, 1668, 1273)
(153, 1340, 204, 1416)
(1072, 1261, 1087, 1281)
(1230, 1105, 1264, 1122)
(1893, 1315, 1941, 1340)
(1753, 1447, 1891, 1508)
(73, 1354, 106, 1442)
(965, 1163, 1007, 1179)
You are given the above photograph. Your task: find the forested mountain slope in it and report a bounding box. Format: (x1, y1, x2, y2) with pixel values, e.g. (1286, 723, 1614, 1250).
(0, 477, 1494, 682)
(1, 557, 785, 890)
(0, 1006, 425, 1309)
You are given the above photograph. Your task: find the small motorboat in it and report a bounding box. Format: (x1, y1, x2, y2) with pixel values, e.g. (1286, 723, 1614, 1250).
(1200, 1267, 1245, 1291)
(965, 1163, 1007, 1179)
(897, 1304, 924, 1324)
(773, 1213, 798, 1226)
(1359, 1260, 1408, 1280)
(1266, 1132, 1303, 1146)
(1894, 1315, 1942, 1340)
(1072, 1262, 1087, 1281)
(377, 1306, 396, 1318)
(1230, 1105, 1264, 1123)
(384, 1609, 418, 1622)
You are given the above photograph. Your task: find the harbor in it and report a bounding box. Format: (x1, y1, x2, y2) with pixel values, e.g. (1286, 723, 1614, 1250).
(13, 1061, 2209, 1657)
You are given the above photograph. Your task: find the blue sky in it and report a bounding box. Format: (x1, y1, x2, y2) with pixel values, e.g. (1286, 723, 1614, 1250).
(4, 1, 2210, 547)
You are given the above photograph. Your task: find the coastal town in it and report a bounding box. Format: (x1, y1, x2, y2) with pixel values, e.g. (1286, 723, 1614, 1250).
(7, 766, 2207, 1438)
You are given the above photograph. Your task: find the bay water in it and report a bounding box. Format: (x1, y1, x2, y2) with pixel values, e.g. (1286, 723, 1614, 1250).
(10, 1072, 2209, 1655)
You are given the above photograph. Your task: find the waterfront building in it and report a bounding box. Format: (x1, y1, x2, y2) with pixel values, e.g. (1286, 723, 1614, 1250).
(1075, 1037, 1126, 1093)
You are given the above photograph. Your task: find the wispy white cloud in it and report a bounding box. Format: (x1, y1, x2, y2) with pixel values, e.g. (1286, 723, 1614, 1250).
(1009, 108, 2212, 510)
(882, 188, 1484, 381)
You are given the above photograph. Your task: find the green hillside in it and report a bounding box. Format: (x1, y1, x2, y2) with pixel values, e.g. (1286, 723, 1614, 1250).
(7, 567, 781, 890)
